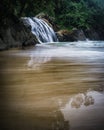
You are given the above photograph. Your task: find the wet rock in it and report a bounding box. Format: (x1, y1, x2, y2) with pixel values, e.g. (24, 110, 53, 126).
(0, 18, 39, 50)
(71, 28, 86, 41)
(85, 28, 100, 40)
(56, 30, 74, 42)
(21, 18, 32, 31)
(36, 12, 59, 31)
(71, 93, 94, 108)
(71, 94, 84, 108)
(0, 39, 7, 50)
(84, 95, 94, 106)
(57, 28, 86, 42)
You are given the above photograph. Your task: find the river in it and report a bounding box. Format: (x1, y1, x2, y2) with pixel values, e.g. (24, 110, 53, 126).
(0, 41, 104, 130)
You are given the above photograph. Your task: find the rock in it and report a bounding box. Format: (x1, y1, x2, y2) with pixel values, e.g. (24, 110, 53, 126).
(56, 28, 86, 42)
(56, 30, 74, 42)
(0, 39, 7, 50)
(21, 18, 32, 31)
(85, 28, 100, 40)
(41, 18, 53, 28)
(72, 28, 86, 41)
(36, 12, 59, 31)
(0, 17, 39, 50)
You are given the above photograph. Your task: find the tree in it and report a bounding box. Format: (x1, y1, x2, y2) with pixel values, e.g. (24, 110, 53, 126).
(0, 0, 104, 31)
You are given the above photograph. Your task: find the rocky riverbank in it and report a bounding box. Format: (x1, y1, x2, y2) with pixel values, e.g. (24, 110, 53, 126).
(56, 28, 104, 42)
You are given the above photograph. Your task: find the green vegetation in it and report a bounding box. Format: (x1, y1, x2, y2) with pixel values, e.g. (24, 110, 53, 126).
(0, 0, 104, 30)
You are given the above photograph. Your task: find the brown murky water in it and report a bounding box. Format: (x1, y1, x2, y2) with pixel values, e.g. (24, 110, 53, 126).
(0, 42, 104, 130)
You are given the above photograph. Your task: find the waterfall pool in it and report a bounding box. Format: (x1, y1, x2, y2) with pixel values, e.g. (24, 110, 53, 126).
(0, 41, 104, 130)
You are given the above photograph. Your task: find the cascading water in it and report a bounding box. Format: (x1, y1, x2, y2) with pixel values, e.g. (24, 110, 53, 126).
(22, 17, 58, 43)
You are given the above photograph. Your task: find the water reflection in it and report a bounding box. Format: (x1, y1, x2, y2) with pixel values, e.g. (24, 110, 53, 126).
(1, 107, 70, 130)
(28, 54, 51, 68)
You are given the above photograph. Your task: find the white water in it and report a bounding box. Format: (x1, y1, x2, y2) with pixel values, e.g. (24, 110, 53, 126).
(22, 17, 58, 43)
(26, 41, 104, 68)
(12, 40, 104, 68)
(61, 90, 104, 130)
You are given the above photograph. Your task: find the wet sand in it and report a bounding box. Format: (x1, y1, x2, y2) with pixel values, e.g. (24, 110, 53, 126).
(0, 47, 104, 130)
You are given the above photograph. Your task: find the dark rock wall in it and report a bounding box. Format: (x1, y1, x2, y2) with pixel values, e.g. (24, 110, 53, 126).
(85, 28, 104, 40)
(0, 18, 39, 50)
(56, 29, 86, 42)
(57, 28, 104, 42)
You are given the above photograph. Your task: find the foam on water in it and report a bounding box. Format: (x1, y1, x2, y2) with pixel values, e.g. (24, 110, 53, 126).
(60, 90, 104, 130)
(27, 41, 104, 68)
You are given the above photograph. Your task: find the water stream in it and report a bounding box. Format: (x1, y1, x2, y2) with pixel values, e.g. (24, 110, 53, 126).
(22, 17, 58, 43)
(0, 41, 104, 130)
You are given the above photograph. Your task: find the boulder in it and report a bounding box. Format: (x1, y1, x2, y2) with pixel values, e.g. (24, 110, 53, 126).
(0, 17, 39, 50)
(71, 28, 86, 41)
(56, 30, 75, 42)
(84, 28, 100, 40)
(57, 28, 86, 42)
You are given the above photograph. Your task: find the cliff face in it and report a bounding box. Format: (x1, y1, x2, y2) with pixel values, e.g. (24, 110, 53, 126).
(0, 18, 39, 50)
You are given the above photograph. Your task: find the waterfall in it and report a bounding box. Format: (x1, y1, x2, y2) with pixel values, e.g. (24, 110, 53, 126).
(22, 17, 58, 43)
